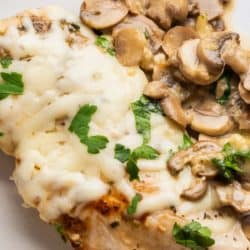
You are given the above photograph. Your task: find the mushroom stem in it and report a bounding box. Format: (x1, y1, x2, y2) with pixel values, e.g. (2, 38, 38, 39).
(181, 177, 208, 201)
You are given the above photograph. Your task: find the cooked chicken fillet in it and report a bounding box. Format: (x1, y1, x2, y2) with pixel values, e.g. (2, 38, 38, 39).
(0, 6, 249, 250)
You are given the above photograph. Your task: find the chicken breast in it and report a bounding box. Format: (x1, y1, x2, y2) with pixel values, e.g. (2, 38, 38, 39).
(0, 6, 249, 250)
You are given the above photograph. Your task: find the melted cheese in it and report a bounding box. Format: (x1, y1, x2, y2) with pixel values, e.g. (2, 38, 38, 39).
(0, 6, 249, 248)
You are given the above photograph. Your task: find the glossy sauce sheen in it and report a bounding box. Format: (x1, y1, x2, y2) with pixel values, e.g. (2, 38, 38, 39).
(0, 6, 249, 249)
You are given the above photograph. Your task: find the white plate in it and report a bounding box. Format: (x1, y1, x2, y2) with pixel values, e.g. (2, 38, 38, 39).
(0, 1, 250, 250)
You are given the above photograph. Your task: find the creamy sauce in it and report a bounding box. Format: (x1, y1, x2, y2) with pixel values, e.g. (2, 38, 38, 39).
(0, 6, 249, 249)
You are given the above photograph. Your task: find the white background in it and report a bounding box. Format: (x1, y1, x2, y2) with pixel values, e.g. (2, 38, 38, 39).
(0, 0, 249, 249)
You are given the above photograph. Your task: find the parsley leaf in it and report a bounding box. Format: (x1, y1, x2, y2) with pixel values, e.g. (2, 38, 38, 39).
(131, 96, 162, 144)
(172, 221, 215, 250)
(127, 193, 142, 215)
(0, 57, 12, 69)
(179, 133, 193, 150)
(95, 35, 116, 56)
(54, 223, 67, 242)
(0, 72, 24, 100)
(144, 29, 150, 40)
(85, 135, 109, 154)
(69, 104, 109, 154)
(115, 144, 131, 163)
(216, 73, 231, 105)
(127, 159, 140, 181)
(131, 144, 159, 160)
(212, 143, 248, 181)
(114, 144, 159, 181)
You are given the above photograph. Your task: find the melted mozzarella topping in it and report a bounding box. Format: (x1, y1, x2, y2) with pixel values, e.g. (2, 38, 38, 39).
(0, 6, 249, 248)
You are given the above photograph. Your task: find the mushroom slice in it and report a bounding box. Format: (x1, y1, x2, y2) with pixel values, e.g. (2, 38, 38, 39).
(113, 15, 164, 53)
(181, 177, 208, 201)
(241, 215, 250, 240)
(222, 39, 250, 75)
(242, 67, 250, 91)
(145, 0, 189, 30)
(161, 91, 188, 128)
(143, 81, 168, 99)
(162, 26, 198, 65)
(178, 39, 223, 85)
(80, 0, 128, 29)
(190, 111, 234, 136)
(113, 27, 146, 66)
(168, 141, 221, 176)
(125, 0, 148, 14)
(239, 82, 250, 104)
(216, 182, 250, 213)
(193, 0, 223, 21)
(197, 32, 238, 75)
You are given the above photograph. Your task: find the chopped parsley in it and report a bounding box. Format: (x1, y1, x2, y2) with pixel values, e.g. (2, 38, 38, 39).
(115, 144, 131, 163)
(0, 132, 4, 137)
(131, 96, 162, 144)
(216, 73, 231, 105)
(172, 221, 215, 250)
(95, 35, 116, 56)
(115, 144, 159, 180)
(144, 29, 150, 40)
(54, 223, 67, 242)
(179, 133, 193, 150)
(69, 104, 109, 154)
(0, 57, 12, 69)
(0, 72, 24, 100)
(127, 193, 142, 216)
(212, 143, 249, 181)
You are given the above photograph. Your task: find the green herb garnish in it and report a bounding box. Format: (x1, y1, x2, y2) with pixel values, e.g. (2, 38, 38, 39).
(0, 132, 4, 137)
(212, 143, 249, 181)
(127, 193, 142, 215)
(0, 72, 24, 100)
(115, 144, 131, 163)
(115, 144, 159, 180)
(216, 73, 231, 105)
(69, 104, 109, 154)
(172, 221, 215, 250)
(0, 57, 12, 69)
(179, 133, 193, 150)
(54, 223, 67, 242)
(144, 29, 150, 40)
(131, 96, 162, 144)
(95, 35, 116, 56)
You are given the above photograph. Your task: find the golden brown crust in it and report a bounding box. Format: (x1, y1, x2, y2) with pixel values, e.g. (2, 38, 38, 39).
(61, 208, 186, 250)
(0, 8, 51, 36)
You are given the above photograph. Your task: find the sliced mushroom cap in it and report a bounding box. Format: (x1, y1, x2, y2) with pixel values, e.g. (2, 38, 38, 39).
(197, 32, 238, 75)
(216, 182, 250, 213)
(181, 177, 208, 201)
(113, 15, 164, 53)
(162, 26, 198, 65)
(168, 141, 222, 176)
(241, 215, 250, 240)
(190, 111, 234, 136)
(239, 82, 250, 104)
(80, 0, 128, 29)
(161, 91, 188, 128)
(227, 91, 250, 130)
(125, 0, 148, 14)
(178, 39, 223, 85)
(143, 81, 168, 99)
(222, 39, 250, 75)
(242, 68, 250, 91)
(145, 0, 189, 30)
(114, 27, 146, 66)
(193, 0, 223, 21)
